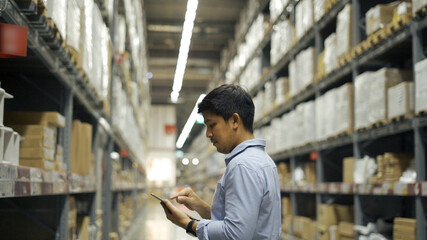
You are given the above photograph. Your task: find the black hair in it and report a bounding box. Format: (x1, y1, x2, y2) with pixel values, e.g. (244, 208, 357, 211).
(198, 84, 254, 133)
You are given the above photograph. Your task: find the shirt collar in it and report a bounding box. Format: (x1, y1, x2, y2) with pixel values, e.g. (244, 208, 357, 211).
(225, 139, 266, 166)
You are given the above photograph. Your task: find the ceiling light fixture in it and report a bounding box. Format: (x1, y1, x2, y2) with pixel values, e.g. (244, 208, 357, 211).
(171, 0, 199, 103)
(176, 93, 206, 149)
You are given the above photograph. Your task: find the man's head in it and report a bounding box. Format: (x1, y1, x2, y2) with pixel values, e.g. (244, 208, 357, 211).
(198, 84, 255, 153)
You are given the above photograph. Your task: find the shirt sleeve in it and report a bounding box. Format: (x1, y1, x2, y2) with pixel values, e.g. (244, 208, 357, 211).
(195, 164, 264, 240)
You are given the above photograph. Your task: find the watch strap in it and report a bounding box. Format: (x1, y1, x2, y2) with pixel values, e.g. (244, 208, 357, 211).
(186, 219, 198, 237)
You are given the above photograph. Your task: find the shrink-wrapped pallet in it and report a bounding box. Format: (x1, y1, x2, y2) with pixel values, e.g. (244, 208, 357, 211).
(46, 0, 67, 40)
(415, 58, 427, 113)
(336, 4, 353, 58)
(355, 71, 374, 129)
(275, 77, 289, 105)
(264, 81, 275, 115)
(289, 60, 299, 97)
(295, 0, 314, 39)
(270, 0, 285, 20)
(290, 47, 315, 97)
(324, 90, 336, 138)
(388, 81, 414, 120)
(412, 0, 427, 15)
(369, 68, 409, 125)
(271, 19, 293, 65)
(314, 0, 326, 22)
(315, 94, 327, 140)
(366, 3, 397, 35)
(335, 83, 354, 135)
(324, 33, 337, 74)
(66, 0, 81, 53)
(114, 15, 127, 54)
(302, 101, 316, 145)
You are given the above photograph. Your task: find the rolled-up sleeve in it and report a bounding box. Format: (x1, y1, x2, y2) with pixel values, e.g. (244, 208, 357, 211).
(195, 164, 264, 240)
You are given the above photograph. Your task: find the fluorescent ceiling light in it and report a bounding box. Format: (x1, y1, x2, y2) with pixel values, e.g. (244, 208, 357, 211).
(171, 0, 199, 103)
(176, 94, 206, 149)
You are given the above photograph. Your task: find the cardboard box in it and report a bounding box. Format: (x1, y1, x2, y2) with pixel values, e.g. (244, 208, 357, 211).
(305, 161, 316, 183)
(317, 224, 330, 240)
(77, 216, 90, 240)
(338, 221, 355, 237)
(283, 214, 292, 233)
(343, 157, 355, 183)
(335, 205, 354, 223)
(366, 3, 397, 35)
(20, 135, 54, 148)
(301, 218, 316, 240)
(388, 81, 414, 120)
(282, 197, 291, 216)
(318, 204, 338, 226)
(20, 147, 55, 160)
(5, 111, 65, 127)
(20, 158, 54, 170)
(70, 120, 94, 175)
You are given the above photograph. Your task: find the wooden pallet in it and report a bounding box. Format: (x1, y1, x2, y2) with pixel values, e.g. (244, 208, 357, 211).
(388, 113, 414, 123)
(414, 5, 427, 17)
(416, 109, 427, 116)
(46, 18, 66, 48)
(389, 14, 413, 32)
(325, 0, 339, 12)
(326, 128, 353, 140)
(65, 45, 82, 68)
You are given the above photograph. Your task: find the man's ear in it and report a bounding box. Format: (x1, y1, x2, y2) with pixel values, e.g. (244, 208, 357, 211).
(231, 113, 240, 128)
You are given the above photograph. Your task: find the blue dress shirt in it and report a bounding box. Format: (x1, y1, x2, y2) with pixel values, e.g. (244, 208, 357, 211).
(196, 139, 282, 239)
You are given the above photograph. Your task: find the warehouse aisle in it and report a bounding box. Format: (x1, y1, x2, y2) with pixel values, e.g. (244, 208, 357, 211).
(127, 198, 196, 240)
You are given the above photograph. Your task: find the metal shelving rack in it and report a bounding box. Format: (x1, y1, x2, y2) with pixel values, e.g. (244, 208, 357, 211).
(193, 0, 427, 239)
(0, 0, 147, 239)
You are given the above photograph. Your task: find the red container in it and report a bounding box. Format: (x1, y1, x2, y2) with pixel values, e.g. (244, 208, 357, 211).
(0, 22, 28, 58)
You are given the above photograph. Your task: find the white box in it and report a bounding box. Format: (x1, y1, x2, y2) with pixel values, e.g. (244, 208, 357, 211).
(46, 0, 67, 40)
(0, 88, 13, 126)
(415, 58, 427, 113)
(275, 77, 289, 105)
(66, 0, 81, 51)
(388, 82, 414, 119)
(295, 0, 314, 39)
(314, 0, 325, 22)
(335, 83, 354, 135)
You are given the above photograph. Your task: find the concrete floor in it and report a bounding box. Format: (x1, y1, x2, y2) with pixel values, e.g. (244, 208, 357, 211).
(126, 199, 197, 240)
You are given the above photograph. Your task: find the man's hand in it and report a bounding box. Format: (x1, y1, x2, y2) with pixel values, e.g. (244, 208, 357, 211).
(160, 199, 191, 229)
(170, 187, 211, 219)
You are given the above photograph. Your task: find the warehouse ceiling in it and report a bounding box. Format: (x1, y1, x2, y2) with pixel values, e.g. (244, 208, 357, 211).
(145, 0, 247, 151)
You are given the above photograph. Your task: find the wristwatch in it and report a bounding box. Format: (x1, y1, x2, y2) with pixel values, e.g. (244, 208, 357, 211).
(186, 219, 198, 237)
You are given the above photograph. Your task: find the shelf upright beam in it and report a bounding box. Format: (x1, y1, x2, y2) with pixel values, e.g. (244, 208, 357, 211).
(289, 156, 297, 235)
(56, 84, 74, 240)
(412, 18, 427, 240)
(102, 138, 114, 240)
(351, 0, 362, 47)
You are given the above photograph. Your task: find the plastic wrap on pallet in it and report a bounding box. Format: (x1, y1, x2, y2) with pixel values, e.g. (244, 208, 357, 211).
(355, 71, 374, 130)
(336, 4, 353, 58)
(315, 94, 326, 140)
(335, 83, 354, 135)
(415, 58, 427, 113)
(300, 47, 315, 90)
(92, 4, 104, 98)
(100, 25, 112, 102)
(264, 81, 275, 115)
(66, 0, 81, 52)
(82, 0, 94, 83)
(412, 0, 427, 15)
(289, 60, 299, 97)
(393, 2, 412, 24)
(275, 77, 289, 106)
(314, 0, 326, 22)
(295, 0, 314, 40)
(365, 3, 397, 36)
(388, 82, 414, 120)
(303, 101, 316, 145)
(270, 0, 285, 21)
(253, 91, 264, 122)
(323, 33, 337, 74)
(240, 55, 261, 91)
(324, 90, 336, 138)
(114, 15, 127, 53)
(369, 68, 408, 125)
(46, 0, 67, 40)
(271, 19, 293, 66)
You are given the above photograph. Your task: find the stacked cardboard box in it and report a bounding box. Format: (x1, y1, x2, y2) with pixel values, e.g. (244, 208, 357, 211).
(283, 214, 292, 233)
(77, 216, 90, 240)
(69, 197, 77, 240)
(317, 203, 354, 239)
(323, 33, 338, 74)
(6, 112, 65, 171)
(343, 157, 355, 183)
(388, 81, 414, 120)
(293, 216, 315, 239)
(393, 217, 416, 240)
(338, 221, 355, 240)
(366, 3, 397, 35)
(415, 58, 427, 113)
(289, 47, 315, 97)
(277, 162, 291, 185)
(70, 120, 94, 176)
(383, 153, 413, 182)
(305, 162, 316, 183)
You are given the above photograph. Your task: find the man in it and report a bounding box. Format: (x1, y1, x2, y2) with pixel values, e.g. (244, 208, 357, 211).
(160, 84, 282, 239)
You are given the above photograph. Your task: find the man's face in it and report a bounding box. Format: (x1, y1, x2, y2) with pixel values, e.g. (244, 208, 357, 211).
(202, 110, 235, 154)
